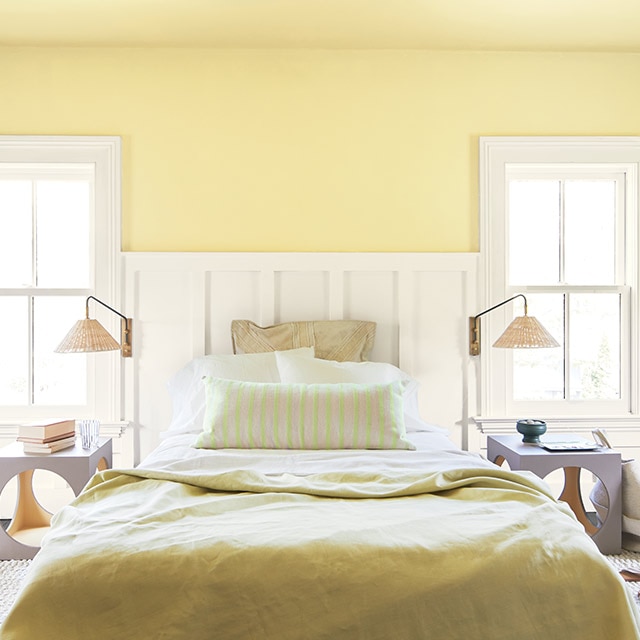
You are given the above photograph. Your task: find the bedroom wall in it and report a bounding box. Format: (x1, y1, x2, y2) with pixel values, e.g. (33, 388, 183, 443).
(2, 48, 640, 252)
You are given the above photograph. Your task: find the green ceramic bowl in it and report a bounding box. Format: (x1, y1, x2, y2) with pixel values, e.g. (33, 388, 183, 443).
(516, 419, 547, 444)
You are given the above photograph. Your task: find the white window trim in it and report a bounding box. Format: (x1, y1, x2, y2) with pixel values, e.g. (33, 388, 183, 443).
(477, 136, 640, 430)
(0, 135, 123, 425)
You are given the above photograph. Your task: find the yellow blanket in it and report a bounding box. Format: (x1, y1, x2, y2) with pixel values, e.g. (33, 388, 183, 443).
(2, 460, 639, 640)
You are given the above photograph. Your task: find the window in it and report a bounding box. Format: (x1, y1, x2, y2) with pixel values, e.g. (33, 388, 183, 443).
(479, 137, 639, 422)
(0, 136, 121, 423)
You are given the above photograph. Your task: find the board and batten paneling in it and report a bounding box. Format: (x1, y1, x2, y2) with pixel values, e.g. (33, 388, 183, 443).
(123, 253, 479, 464)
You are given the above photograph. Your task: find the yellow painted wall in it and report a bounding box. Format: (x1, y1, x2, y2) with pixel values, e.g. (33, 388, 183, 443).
(2, 48, 640, 252)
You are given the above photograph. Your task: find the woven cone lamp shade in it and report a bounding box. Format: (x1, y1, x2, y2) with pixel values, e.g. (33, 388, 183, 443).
(493, 315, 560, 349)
(55, 319, 121, 353)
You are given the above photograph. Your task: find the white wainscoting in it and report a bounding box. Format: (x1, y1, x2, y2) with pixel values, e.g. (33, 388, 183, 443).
(123, 252, 479, 464)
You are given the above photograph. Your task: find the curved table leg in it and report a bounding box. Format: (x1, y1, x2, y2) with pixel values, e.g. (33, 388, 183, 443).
(558, 466, 598, 536)
(6, 469, 52, 546)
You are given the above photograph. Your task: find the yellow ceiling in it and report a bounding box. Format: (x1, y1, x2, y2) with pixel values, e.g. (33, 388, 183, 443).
(2, 0, 640, 51)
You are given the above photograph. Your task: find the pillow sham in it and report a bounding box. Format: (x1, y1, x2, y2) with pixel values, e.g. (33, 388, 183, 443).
(165, 347, 315, 435)
(275, 350, 446, 433)
(194, 378, 415, 451)
(231, 319, 376, 362)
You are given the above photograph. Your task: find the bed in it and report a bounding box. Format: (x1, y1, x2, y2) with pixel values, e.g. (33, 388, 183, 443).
(2, 344, 640, 640)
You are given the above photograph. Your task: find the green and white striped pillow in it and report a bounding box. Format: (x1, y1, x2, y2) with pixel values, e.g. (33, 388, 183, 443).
(194, 377, 415, 451)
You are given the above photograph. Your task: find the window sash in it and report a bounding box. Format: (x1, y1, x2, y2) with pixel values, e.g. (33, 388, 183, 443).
(505, 166, 626, 288)
(503, 286, 629, 414)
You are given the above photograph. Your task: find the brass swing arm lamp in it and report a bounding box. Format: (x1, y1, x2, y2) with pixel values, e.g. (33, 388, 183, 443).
(469, 293, 559, 357)
(55, 295, 133, 358)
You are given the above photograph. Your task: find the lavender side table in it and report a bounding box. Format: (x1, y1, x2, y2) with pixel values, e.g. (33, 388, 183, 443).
(487, 434, 621, 554)
(0, 438, 112, 559)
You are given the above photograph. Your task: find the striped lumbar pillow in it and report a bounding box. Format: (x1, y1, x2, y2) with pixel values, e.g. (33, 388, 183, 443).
(194, 377, 415, 451)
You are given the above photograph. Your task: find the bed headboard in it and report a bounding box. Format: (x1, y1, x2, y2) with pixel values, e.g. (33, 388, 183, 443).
(123, 252, 479, 463)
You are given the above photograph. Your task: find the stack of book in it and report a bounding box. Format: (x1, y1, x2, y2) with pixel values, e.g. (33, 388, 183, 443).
(17, 419, 77, 454)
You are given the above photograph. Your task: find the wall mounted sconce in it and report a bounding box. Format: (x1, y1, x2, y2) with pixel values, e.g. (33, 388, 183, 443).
(55, 295, 133, 358)
(469, 293, 559, 356)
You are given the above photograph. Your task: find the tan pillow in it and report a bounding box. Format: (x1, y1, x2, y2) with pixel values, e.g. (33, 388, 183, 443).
(231, 319, 376, 362)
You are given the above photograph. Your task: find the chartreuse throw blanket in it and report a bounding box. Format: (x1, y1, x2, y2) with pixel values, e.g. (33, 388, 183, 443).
(2, 461, 639, 640)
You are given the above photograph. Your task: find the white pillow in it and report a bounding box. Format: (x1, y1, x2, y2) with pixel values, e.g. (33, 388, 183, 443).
(275, 351, 446, 433)
(194, 377, 415, 451)
(164, 348, 315, 435)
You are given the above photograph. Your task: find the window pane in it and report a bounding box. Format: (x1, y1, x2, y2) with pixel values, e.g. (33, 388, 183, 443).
(34, 297, 87, 405)
(0, 180, 32, 287)
(568, 293, 620, 400)
(513, 294, 564, 400)
(0, 298, 29, 405)
(564, 180, 616, 285)
(36, 181, 91, 288)
(508, 180, 560, 285)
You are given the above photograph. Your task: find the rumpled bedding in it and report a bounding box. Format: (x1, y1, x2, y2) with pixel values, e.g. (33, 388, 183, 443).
(2, 435, 639, 640)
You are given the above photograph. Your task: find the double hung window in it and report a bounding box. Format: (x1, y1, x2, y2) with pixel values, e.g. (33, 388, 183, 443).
(0, 136, 121, 423)
(479, 137, 639, 422)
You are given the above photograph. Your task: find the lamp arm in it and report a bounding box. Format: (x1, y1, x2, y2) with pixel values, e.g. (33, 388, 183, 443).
(473, 293, 528, 321)
(469, 294, 528, 356)
(86, 295, 128, 322)
(85, 295, 133, 358)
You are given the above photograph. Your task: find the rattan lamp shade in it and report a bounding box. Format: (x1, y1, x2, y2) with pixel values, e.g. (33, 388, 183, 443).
(54, 296, 133, 357)
(55, 319, 121, 354)
(493, 315, 560, 349)
(469, 293, 560, 356)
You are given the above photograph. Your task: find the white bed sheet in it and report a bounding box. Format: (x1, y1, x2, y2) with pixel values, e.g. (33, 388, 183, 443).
(139, 431, 492, 477)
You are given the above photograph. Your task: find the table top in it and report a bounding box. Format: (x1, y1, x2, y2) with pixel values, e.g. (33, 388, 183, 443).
(0, 437, 112, 460)
(488, 434, 621, 459)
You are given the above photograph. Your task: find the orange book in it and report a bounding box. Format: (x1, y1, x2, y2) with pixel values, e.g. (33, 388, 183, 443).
(17, 419, 76, 440)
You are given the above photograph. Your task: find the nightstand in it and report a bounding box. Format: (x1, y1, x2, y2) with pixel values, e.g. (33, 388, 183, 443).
(487, 434, 621, 554)
(0, 438, 112, 559)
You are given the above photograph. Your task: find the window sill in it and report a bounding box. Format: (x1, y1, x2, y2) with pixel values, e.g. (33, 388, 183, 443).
(0, 421, 131, 440)
(472, 415, 640, 434)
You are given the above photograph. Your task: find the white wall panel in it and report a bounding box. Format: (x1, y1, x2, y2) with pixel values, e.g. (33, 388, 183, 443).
(128, 269, 199, 460)
(412, 271, 469, 445)
(206, 271, 261, 354)
(276, 271, 329, 322)
(344, 271, 398, 365)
